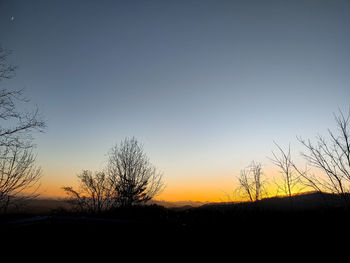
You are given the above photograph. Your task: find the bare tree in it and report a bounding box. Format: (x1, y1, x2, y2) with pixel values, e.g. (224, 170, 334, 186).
(107, 137, 165, 207)
(0, 45, 45, 212)
(62, 170, 114, 213)
(0, 146, 41, 212)
(270, 142, 303, 198)
(298, 109, 350, 201)
(0, 46, 45, 149)
(237, 161, 266, 202)
(63, 138, 165, 211)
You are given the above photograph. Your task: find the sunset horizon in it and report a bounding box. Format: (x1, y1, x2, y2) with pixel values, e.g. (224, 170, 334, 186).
(1, 0, 350, 207)
(2, 2, 350, 250)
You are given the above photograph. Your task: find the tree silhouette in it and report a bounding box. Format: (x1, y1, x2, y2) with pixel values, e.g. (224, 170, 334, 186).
(237, 161, 266, 202)
(107, 137, 165, 207)
(298, 109, 350, 203)
(0, 145, 41, 212)
(0, 45, 45, 212)
(63, 170, 114, 213)
(271, 142, 305, 191)
(63, 137, 165, 211)
(0, 46, 45, 149)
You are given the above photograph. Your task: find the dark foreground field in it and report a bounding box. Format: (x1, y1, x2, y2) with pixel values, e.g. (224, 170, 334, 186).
(1, 192, 350, 254)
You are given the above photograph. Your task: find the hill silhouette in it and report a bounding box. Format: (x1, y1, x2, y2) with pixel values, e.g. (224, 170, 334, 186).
(1, 191, 349, 219)
(1, 192, 350, 252)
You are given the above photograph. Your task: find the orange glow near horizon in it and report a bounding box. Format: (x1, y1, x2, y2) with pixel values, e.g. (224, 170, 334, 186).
(156, 185, 229, 202)
(37, 166, 313, 202)
(38, 172, 237, 202)
(38, 179, 235, 202)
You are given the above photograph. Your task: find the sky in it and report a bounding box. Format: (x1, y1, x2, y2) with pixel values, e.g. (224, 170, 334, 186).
(0, 0, 350, 201)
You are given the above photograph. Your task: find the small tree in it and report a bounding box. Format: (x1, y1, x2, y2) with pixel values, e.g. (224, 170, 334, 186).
(63, 170, 114, 213)
(270, 142, 304, 198)
(237, 161, 266, 202)
(107, 137, 165, 207)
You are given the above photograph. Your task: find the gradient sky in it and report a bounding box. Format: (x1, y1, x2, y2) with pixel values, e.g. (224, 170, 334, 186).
(1, 0, 350, 201)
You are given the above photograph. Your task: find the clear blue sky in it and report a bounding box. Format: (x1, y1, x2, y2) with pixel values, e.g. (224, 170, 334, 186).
(1, 0, 349, 200)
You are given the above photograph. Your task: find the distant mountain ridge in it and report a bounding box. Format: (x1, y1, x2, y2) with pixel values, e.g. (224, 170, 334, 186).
(3, 191, 349, 215)
(150, 200, 210, 208)
(199, 191, 350, 211)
